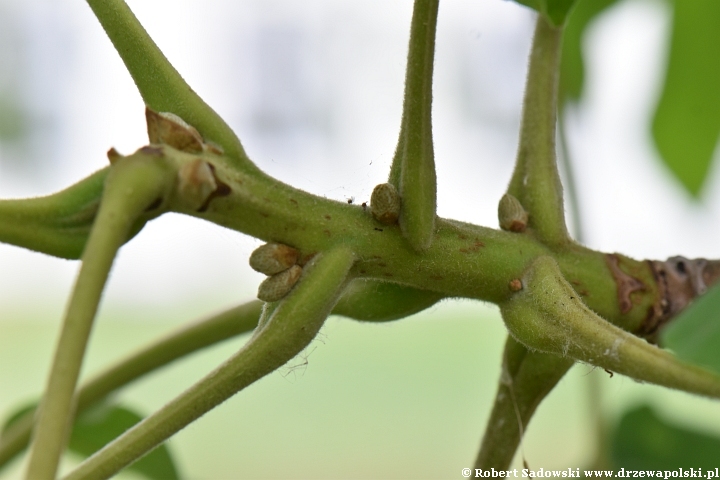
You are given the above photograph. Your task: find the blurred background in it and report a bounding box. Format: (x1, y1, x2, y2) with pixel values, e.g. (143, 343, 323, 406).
(2, 0, 720, 478)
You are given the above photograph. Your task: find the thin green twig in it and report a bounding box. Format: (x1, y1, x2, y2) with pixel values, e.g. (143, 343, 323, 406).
(84, 0, 260, 175)
(507, 15, 569, 246)
(24, 154, 175, 480)
(475, 337, 573, 469)
(0, 301, 262, 471)
(0, 278, 443, 471)
(388, 0, 439, 252)
(63, 248, 355, 480)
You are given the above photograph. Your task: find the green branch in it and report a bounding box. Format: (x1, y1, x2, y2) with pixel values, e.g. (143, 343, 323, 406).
(502, 256, 720, 398)
(0, 302, 261, 471)
(1, 277, 444, 471)
(475, 337, 573, 469)
(0, 144, 658, 331)
(63, 248, 355, 480)
(2, 1, 715, 475)
(24, 153, 176, 480)
(388, 0, 439, 251)
(174, 149, 656, 329)
(0, 169, 108, 259)
(84, 0, 260, 175)
(507, 15, 569, 246)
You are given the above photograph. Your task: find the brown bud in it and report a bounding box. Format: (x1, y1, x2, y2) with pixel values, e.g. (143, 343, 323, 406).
(509, 278, 523, 292)
(498, 194, 528, 233)
(146, 108, 204, 153)
(370, 183, 401, 225)
(107, 147, 123, 165)
(177, 159, 218, 211)
(250, 243, 299, 275)
(257, 265, 303, 302)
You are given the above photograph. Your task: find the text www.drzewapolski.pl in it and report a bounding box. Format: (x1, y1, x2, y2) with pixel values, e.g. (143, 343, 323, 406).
(461, 468, 720, 479)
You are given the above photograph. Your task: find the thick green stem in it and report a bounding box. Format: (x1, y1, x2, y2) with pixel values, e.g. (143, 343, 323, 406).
(0, 169, 108, 259)
(388, 0, 439, 252)
(170, 149, 655, 331)
(0, 145, 660, 333)
(502, 256, 720, 398)
(507, 15, 569, 246)
(62, 248, 355, 480)
(475, 337, 573, 469)
(84, 0, 259, 175)
(24, 154, 175, 480)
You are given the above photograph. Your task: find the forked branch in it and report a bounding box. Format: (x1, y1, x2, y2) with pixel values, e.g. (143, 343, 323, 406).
(505, 15, 569, 246)
(84, 0, 259, 175)
(502, 256, 720, 398)
(63, 248, 355, 480)
(25, 153, 176, 480)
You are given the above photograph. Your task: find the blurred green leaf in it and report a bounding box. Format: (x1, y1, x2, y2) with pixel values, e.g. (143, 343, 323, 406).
(0, 403, 35, 437)
(560, 0, 620, 104)
(652, 0, 720, 197)
(70, 403, 179, 480)
(511, 0, 579, 27)
(661, 282, 720, 376)
(612, 405, 720, 469)
(1, 402, 179, 480)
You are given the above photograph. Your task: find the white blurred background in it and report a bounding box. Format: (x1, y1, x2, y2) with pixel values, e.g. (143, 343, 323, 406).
(2, 0, 720, 478)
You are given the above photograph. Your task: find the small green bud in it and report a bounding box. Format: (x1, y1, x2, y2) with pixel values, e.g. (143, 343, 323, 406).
(370, 183, 401, 225)
(249, 243, 299, 275)
(498, 194, 528, 233)
(257, 265, 303, 302)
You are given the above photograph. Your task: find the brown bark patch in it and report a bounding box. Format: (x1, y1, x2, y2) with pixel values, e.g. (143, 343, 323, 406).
(642, 257, 720, 338)
(605, 254, 646, 314)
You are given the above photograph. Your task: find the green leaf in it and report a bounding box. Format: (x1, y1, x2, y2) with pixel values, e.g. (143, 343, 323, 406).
(559, 0, 620, 104)
(70, 403, 180, 480)
(1, 403, 35, 438)
(332, 279, 443, 322)
(612, 405, 720, 469)
(652, 0, 720, 197)
(510, 0, 579, 27)
(1, 402, 179, 480)
(662, 282, 720, 376)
